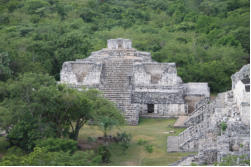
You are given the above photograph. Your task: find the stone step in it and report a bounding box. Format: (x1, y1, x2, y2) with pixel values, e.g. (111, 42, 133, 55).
(102, 76, 130, 78)
(104, 94, 131, 96)
(103, 81, 129, 83)
(102, 89, 130, 91)
(102, 88, 130, 90)
(102, 91, 131, 94)
(101, 90, 131, 93)
(167, 136, 180, 152)
(173, 116, 189, 128)
(104, 67, 132, 69)
(102, 76, 131, 78)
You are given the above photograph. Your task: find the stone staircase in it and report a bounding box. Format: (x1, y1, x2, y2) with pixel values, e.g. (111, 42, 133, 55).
(100, 58, 138, 125)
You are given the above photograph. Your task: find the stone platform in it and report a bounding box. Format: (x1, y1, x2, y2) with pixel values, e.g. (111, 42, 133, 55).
(167, 136, 180, 152)
(173, 116, 188, 128)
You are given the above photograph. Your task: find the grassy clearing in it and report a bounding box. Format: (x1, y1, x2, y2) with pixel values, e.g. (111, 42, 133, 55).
(79, 118, 194, 166)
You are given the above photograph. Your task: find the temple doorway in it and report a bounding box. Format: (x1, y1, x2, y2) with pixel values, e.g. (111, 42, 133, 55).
(147, 104, 154, 113)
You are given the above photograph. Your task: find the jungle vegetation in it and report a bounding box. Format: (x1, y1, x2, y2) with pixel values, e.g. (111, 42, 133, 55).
(0, 0, 249, 165)
(0, 0, 249, 92)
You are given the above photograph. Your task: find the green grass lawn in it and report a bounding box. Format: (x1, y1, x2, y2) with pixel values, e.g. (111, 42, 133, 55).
(79, 118, 194, 166)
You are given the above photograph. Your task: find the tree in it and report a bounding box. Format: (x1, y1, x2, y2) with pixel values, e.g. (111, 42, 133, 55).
(0, 52, 12, 81)
(94, 97, 124, 139)
(59, 87, 94, 140)
(0, 72, 124, 150)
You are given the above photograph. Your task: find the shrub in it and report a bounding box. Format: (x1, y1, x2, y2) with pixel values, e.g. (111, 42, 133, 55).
(87, 136, 97, 143)
(220, 122, 227, 132)
(96, 145, 111, 163)
(137, 139, 148, 145)
(144, 144, 153, 153)
(7, 0, 22, 12)
(35, 138, 78, 153)
(218, 154, 250, 166)
(26, 0, 49, 14)
(116, 132, 131, 151)
(0, 137, 10, 153)
(117, 132, 132, 151)
(0, 147, 102, 166)
(191, 162, 198, 166)
(6, 146, 24, 156)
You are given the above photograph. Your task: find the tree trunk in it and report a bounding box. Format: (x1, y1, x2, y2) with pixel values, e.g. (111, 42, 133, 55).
(70, 121, 81, 140)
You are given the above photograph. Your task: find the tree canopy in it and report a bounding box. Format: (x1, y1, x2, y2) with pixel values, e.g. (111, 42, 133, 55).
(0, 0, 249, 92)
(0, 73, 122, 151)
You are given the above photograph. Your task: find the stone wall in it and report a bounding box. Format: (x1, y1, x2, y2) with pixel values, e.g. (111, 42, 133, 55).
(183, 82, 210, 113)
(60, 61, 102, 86)
(107, 38, 132, 49)
(173, 64, 250, 165)
(133, 62, 181, 86)
(139, 103, 186, 116)
(232, 73, 250, 126)
(183, 82, 210, 97)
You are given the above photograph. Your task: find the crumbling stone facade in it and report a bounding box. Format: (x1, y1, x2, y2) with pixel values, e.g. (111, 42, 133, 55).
(171, 64, 250, 165)
(60, 38, 209, 125)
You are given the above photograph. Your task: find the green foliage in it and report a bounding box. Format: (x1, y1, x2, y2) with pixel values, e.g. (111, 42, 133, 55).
(0, 73, 124, 151)
(220, 122, 227, 132)
(191, 162, 198, 166)
(0, 52, 12, 81)
(0, 147, 102, 166)
(137, 139, 148, 145)
(7, 120, 52, 152)
(94, 97, 125, 138)
(116, 132, 131, 151)
(0, 0, 249, 93)
(87, 136, 97, 143)
(35, 138, 78, 153)
(6, 146, 24, 156)
(97, 145, 111, 163)
(144, 144, 153, 153)
(0, 137, 10, 153)
(218, 154, 250, 166)
(0, 73, 58, 151)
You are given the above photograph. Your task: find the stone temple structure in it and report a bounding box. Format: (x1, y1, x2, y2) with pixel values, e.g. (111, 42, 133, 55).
(60, 38, 210, 125)
(168, 64, 250, 165)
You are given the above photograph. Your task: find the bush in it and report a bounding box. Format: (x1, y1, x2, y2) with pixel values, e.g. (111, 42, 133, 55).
(218, 154, 250, 166)
(0, 137, 10, 153)
(144, 144, 153, 153)
(96, 145, 111, 163)
(137, 139, 148, 145)
(6, 146, 24, 156)
(7, 120, 51, 152)
(7, 0, 22, 12)
(116, 132, 131, 151)
(35, 138, 78, 153)
(220, 122, 227, 132)
(26, 0, 49, 14)
(0, 147, 102, 166)
(87, 136, 97, 143)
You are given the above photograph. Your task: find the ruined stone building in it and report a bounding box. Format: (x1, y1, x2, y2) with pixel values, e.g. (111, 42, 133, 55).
(168, 64, 250, 165)
(60, 38, 209, 125)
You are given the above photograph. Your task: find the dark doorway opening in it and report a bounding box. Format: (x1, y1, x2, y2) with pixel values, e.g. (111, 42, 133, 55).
(147, 104, 154, 113)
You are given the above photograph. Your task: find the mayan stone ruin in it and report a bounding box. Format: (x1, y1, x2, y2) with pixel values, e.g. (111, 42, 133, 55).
(60, 38, 210, 125)
(168, 64, 250, 165)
